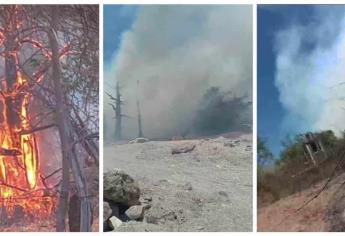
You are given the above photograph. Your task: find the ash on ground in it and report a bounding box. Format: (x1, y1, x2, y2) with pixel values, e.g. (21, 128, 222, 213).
(104, 134, 252, 232)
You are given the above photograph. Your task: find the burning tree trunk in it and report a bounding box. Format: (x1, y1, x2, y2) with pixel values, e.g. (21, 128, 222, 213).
(0, 5, 98, 231)
(0, 6, 51, 223)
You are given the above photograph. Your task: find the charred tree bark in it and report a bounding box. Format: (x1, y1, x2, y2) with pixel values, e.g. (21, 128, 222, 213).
(3, 11, 22, 149)
(49, 7, 91, 232)
(115, 82, 122, 140)
(48, 9, 70, 232)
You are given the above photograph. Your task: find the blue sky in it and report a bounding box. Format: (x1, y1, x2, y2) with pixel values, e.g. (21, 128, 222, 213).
(257, 5, 316, 157)
(103, 5, 137, 70)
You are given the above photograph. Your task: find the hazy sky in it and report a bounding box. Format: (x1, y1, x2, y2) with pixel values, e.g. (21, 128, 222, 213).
(258, 5, 345, 156)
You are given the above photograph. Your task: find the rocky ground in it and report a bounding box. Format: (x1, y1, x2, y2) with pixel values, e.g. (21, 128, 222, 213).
(104, 134, 253, 232)
(258, 172, 345, 232)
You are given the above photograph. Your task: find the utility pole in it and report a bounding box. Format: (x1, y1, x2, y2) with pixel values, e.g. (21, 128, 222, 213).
(136, 80, 144, 138)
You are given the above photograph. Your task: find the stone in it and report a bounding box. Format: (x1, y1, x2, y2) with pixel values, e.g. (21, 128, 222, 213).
(103, 202, 112, 222)
(144, 202, 176, 224)
(143, 203, 152, 210)
(218, 190, 229, 198)
(218, 190, 230, 201)
(234, 139, 241, 144)
(128, 137, 150, 144)
(144, 196, 152, 201)
(125, 205, 145, 220)
(183, 182, 193, 191)
(108, 216, 122, 231)
(104, 169, 140, 206)
(172, 144, 196, 155)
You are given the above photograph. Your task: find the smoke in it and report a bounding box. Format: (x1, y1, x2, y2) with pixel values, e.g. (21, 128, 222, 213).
(105, 5, 252, 139)
(274, 6, 345, 136)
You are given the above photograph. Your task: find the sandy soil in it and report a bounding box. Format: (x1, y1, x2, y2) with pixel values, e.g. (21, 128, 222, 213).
(258, 173, 345, 232)
(104, 134, 253, 232)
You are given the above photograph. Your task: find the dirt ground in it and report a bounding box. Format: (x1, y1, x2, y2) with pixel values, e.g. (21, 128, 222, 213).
(104, 134, 253, 232)
(0, 216, 99, 232)
(258, 173, 345, 232)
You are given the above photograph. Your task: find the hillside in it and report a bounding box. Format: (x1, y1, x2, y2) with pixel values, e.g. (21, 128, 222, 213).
(258, 172, 345, 232)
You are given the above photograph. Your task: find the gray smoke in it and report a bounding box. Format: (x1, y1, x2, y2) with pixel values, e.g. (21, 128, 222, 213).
(274, 6, 345, 136)
(105, 5, 252, 140)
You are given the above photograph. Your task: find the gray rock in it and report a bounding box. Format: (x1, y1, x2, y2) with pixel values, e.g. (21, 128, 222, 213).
(104, 169, 140, 206)
(144, 202, 176, 224)
(224, 142, 235, 147)
(172, 144, 196, 155)
(183, 182, 193, 191)
(143, 203, 152, 210)
(218, 190, 228, 197)
(103, 202, 112, 222)
(233, 139, 241, 144)
(144, 196, 152, 201)
(129, 137, 150, 144)
(108, 216, 122, 231)
(218, 190, 230, 202)
(125, 205, 145, 220)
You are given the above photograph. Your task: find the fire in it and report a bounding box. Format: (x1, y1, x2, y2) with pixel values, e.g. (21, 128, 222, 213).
(0, 70, 55, 221)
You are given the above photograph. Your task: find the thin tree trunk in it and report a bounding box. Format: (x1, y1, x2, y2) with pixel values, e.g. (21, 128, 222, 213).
(115, 82, 122, 140)
(48, 8, 70, 232)
(48, 7, 91, 232)
(56, 158, 70, 231)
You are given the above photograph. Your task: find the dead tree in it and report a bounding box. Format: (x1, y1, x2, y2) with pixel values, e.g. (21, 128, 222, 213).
(107, 81, 126, 140)
(0, 5, 98, 231)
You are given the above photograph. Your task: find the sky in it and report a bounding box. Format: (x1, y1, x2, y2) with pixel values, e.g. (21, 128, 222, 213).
(104, 5, 252, 140)
(103, 5, 137, 70)
(258, 5, 345, 157)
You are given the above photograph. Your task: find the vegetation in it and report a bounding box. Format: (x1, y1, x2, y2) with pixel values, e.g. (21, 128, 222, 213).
(258, 130, 345, 207)
(193, 87, 252, 136)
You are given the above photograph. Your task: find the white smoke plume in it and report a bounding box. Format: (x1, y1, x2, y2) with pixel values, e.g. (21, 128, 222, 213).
(105, 5, 252, 139)
(274, 6, 345, 136)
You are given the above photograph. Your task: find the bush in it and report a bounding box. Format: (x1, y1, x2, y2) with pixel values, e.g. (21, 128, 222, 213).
(193, 87, 251, 136)
(258, 130, 345, 207)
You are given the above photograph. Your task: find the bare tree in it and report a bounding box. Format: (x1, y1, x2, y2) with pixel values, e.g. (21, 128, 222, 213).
(0, 5, 98, 231)
(107, 81, 127, 140)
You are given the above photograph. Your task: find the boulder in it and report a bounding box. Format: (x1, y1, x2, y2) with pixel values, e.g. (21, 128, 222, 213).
(125, 205, 145, 220)
(104, 169, 140, 206)
(103, 202, 112, 222)
(108, 216, 122, 231)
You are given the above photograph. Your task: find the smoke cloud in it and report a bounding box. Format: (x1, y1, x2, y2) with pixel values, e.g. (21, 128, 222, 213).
(274, 6, 345, 136)
(105, 5, 252, 140)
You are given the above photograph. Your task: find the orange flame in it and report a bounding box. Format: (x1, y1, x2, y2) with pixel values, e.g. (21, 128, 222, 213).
(0, 71, 55, 220)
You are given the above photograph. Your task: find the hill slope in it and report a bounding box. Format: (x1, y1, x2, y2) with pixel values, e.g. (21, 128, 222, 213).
(258, 172, 345, 232)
